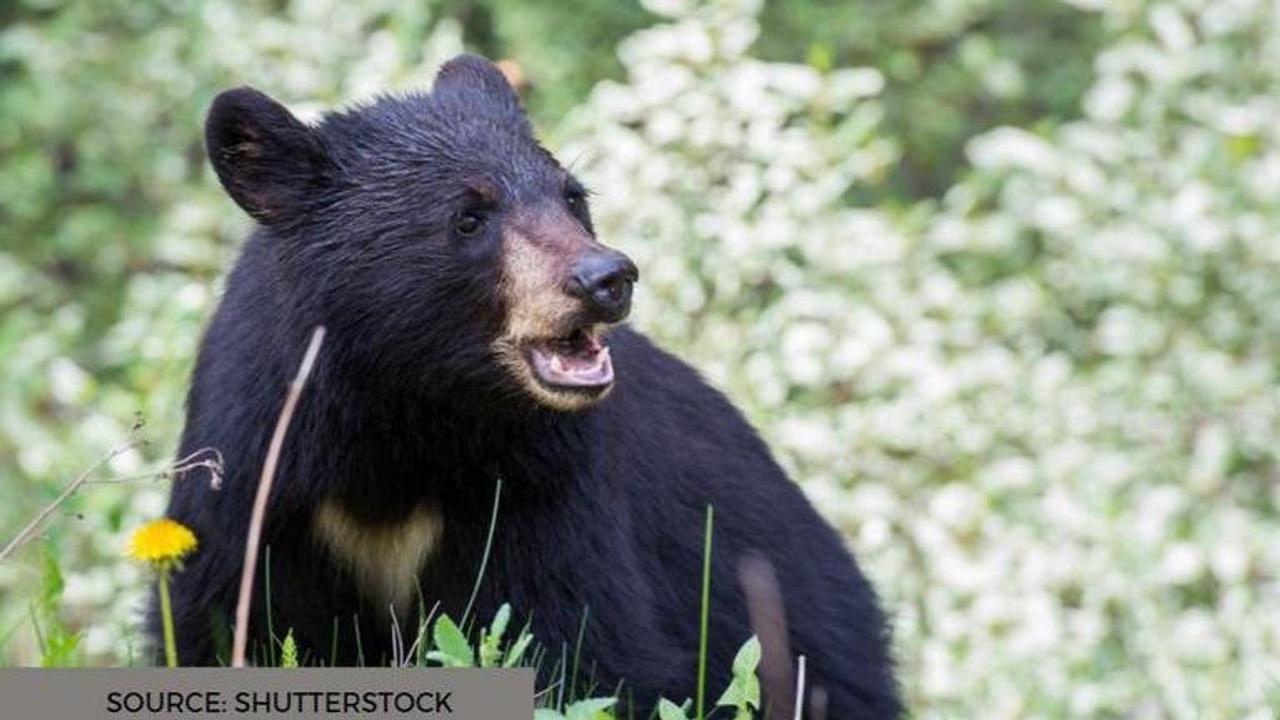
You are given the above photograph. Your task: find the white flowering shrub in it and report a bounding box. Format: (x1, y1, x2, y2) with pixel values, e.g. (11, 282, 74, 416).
(564, 0, 1280, 717)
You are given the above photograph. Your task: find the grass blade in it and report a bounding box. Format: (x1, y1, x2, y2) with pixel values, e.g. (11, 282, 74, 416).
(696, 504, 714, 720)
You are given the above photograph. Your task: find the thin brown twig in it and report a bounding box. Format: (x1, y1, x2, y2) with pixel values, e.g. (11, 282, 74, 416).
(0, 438, 147, 563)
(231, 326, 326, 668)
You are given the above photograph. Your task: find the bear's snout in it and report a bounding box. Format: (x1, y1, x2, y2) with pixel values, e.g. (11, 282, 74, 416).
(493, 207, 637, 411)
(565, 248, 637, 324)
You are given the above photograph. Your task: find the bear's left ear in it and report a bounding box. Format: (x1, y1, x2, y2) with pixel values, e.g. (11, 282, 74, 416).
(432, 55, 526, 119)
(205, 87, 336, 224)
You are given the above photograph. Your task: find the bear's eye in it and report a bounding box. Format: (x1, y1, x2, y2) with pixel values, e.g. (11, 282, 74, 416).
(454, 211, 485, 238)
(566, 192, 593, 226)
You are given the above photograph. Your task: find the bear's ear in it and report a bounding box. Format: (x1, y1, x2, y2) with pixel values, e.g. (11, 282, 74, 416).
(205, 87, 334, 224)
(432, 55, 525, 118)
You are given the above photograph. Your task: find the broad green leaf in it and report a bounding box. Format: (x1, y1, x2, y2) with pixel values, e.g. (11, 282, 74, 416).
(427, 615, 474, 667)
(716, 636, 761, 711)
(658, 698, 691, 720)
(564, 697, 616, 720)
(731, 636, 762, 678)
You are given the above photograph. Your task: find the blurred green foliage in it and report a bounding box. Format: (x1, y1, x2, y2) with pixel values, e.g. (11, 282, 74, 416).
(2, 0, 1278, 717)
(755, 0, 1104, 198)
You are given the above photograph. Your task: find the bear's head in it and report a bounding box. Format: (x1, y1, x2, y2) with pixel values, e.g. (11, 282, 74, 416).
(204, 55, 637, 412)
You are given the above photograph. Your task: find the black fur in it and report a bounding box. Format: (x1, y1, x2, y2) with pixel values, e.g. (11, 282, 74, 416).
(157, 55, 900, 718)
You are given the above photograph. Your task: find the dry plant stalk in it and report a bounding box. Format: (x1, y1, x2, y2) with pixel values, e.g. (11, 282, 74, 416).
(231, 326, 326, 667)
(794, 655, 807, 720)
(85, 447, 225, 489)
(0, 438, 147, 563)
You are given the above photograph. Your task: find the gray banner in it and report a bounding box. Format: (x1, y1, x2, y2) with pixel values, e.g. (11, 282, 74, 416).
(0, 668, 533, 719)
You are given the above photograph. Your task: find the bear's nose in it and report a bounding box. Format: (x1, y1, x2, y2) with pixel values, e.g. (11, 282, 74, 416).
(567, 249, 638, 323)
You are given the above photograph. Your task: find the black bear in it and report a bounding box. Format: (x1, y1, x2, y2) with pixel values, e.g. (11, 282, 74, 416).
(158, 55, 900, 717)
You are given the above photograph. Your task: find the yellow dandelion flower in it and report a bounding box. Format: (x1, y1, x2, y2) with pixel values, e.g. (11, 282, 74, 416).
(129, 518, 198, 667)
(127, 518, 198, 567)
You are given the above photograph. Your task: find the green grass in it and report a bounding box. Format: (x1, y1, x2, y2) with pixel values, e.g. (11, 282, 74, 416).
(697, 505, 714, 720)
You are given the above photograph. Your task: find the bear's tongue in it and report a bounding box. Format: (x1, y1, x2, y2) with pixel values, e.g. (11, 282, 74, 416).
(530, 333, 613, 388)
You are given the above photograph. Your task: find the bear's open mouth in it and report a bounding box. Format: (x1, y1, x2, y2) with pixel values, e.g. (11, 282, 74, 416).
(524, 328, 613, 391)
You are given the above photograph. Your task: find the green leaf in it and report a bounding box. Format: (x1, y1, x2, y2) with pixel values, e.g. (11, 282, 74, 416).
(280, 630, 298, 668)
(716, 683, 744, 709)
(658, 698, 691, 720)
(732, 636, 762, 678)
(503, 628, 534, 667)
(716, 636, 761, 711)
(479, 604, 513, 667)
(534, 710, 566, 720)
(39, 550, 65, 607)
(564, 697, 616, 720)
(426, 615, 474, 667)
(489, 603, 511, 639)
(32, 549, 80, 667)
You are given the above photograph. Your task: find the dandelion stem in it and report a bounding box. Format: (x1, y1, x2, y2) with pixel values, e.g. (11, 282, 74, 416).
(158, 571, 177, 668)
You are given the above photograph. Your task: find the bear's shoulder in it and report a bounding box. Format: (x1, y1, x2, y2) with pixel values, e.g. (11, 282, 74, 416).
(601, 327, 795, 494)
